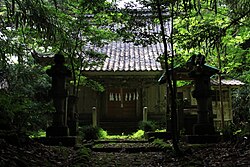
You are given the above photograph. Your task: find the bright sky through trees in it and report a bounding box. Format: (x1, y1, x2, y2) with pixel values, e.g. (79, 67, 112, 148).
(108, 0, 142, 8)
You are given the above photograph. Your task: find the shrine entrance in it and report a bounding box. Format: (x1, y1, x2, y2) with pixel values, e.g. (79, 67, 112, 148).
(106, 88, 138, 120)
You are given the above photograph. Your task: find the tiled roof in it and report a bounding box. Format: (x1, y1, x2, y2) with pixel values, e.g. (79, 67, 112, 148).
(83, 41, 165, 72)
(211, 79, 245, 86)
(82, 19, 171, 72)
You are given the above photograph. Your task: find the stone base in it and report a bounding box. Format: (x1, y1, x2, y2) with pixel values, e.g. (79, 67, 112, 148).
(193, 123, 215, 135)
(68, 121, 78, 136)
(35, 136, 77, 147)
(146, 132, 172, 142)
(185, 135, 221, 144)
(46, 126, 69, 137)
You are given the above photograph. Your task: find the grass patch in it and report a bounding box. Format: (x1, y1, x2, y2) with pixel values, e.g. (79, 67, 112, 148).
(130, 130, 144, 139)
(99, 129, 168, 140)
(99, 129, 145, 140)
(152, 139, 171, 149)
(29, 130, 46, 138)
(155, 129, 167, 132)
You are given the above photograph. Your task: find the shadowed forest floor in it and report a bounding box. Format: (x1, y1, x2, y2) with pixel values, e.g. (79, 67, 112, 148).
(89, 140, 250, 167)
(1, 137, 250, 167)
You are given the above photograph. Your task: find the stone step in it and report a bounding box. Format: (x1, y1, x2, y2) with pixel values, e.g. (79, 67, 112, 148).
(99, 122, 139, 134)
(94, 140, 148, 144)
(91, 146, 164, 153)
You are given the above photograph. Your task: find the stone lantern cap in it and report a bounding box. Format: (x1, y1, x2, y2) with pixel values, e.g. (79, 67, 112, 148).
(188, 64, 219, 78)
(158, 54, 219, 83)
(186, 54, 219, 78)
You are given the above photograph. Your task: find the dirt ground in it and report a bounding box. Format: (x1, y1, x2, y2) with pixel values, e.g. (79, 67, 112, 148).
(89, 140, 250, 167)
(1, 137, 250, 167)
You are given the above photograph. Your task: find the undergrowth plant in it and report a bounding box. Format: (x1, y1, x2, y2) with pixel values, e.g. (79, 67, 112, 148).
(79, 126, 101, 141)
(29, 129, 46, 138)
(98, 129, 145, 140)
(152, 139, 171, 150)
(79, 125, 167, 141)
(138, 121, 157, 132)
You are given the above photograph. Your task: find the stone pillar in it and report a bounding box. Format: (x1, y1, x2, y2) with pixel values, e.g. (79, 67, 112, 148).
(143, 107, 148, 122)
(92, 107, 97, 127)
(191, 70, 215, 135)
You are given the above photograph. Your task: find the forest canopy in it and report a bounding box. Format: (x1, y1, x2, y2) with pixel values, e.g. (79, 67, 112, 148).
(1, 0, 250, 81)
(0, 0, 249, 134)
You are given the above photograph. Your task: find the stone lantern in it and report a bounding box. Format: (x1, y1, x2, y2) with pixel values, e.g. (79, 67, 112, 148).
(187, 54, 219, 136)
(46, 53, 72, 137)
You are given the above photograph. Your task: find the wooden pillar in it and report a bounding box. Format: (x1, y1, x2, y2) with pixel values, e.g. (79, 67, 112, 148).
(228, 87, 233, 121)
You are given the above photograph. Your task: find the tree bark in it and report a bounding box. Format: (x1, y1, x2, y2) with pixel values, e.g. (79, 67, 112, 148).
(156, 0, 181, 154)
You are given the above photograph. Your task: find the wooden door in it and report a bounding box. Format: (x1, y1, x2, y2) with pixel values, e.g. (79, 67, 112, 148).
(107, 88, 138, 120)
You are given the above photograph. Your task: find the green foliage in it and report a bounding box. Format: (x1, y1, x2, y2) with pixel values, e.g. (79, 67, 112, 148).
(79, 126, 103, 141)
(98, 128, 108, 139)
(77, 147, 90, 158)
(222, 122, 250, 141)
(101, 134, 128, 140)
(176, 81, 192, 87)
(237, 122, 250, 138)
(221, 123, 237, 141)
(97, 129, 145, 140)
(120, 0, 250, 83)
(73, 147, 91, 167)
(152, 139, 171, 150)
(155, 129, 167, 132)
(79, 127, 145, 140)
(138, 121, 157, 132)
(28, 129, 46, 138)
(0, 0, 122, 96)
(0, 63, 53, 132)
(130, 130, 145, 139)
(232, 86, 250, 124)
(0, 0, 122, 134)
(172, 0, 250, 79)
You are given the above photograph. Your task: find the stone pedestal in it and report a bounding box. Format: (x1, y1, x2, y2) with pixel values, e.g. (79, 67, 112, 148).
(46, 126, 69, 137)
(185, 135, 221, 144)
(67, 121, 78, 136)
(193, 123, 215, 135)
(36, 136, 77, 147)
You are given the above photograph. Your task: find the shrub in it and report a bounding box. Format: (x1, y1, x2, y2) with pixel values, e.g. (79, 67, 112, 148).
(152, 138, 171, 150)
(138, 121, 157, 132)
(236, 122, 250, 138)
(79, 126, 108, 141)
(232, 86, 250, 125)
(79, 126, 100, 141)
(98, 128, 108, 139)
(130, 130, 145, 139)
(222, 123, 237, 141)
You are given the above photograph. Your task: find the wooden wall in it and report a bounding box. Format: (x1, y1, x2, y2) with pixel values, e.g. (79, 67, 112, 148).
(76, 83, 234, 131)
(144, 85, 167, 122)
